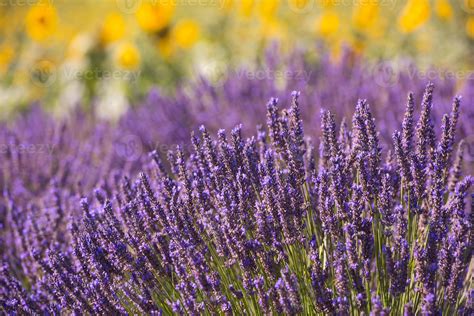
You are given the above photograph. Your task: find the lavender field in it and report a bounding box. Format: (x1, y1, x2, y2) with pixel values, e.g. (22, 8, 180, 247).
(1, 59, 473, 314)
(1, 1, 474, 315)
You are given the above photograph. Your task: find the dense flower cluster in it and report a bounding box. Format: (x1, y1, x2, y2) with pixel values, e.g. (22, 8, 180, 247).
(2, 50, 473, 206)
(123, 48, 474, 147)
(1, 82, 472, 315)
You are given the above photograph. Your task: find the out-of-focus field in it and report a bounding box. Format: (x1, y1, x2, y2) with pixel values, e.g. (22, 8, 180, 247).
(0, 0, 473, 118)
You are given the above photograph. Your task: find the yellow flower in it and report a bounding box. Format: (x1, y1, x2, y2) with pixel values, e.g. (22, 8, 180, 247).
(259, 0, 279, 21)
(398, 0, 431, 33)
(352, 2, 379, 30)
(467, 17, 474, 39)
(172, 19, 200, 49)
(116, 42, 140, 70)
(157, 36, 174, 59)
(101, 13, 126, 45)
(0, 45, 14, 72)
(260, 19, 285, 40)
(136, 2, 174, 33)
(317, 10, 340, 37)
(435, 0, 453, 21)
(366, 18, 387, 39)
(240, 0, 254, 18)
(25, 4, 58, 42)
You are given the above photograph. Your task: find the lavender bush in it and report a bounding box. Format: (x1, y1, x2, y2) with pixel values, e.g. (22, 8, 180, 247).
(2, 49, 473, 203)
(122, 47, 474, 147)
(1, 83, 472, 315)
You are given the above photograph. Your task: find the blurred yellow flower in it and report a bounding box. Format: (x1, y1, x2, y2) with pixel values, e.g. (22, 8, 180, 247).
(116, 42, 140, 70)
(398, 0, 431, 33)
(25, 4, 58, 42)
(157, 36, 174, 59)
(352, 2, 379, 31)
(136, 2, 174, 33)
(467, 17, 474, 39)
(101, 13, 126, 45)
(317, 10, 340, 37)
(0, 45, 14, 72)
(172, 20, 200, 49)
(366, 18, 387, 39)
(240, 0, 254, 18)
(259, 0, 279, 21)
(260, 19, 285, 40)
(435, 0, 453, 21)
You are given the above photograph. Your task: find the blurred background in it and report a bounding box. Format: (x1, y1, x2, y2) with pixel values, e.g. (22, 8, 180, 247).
(0, 0, 473, 120)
